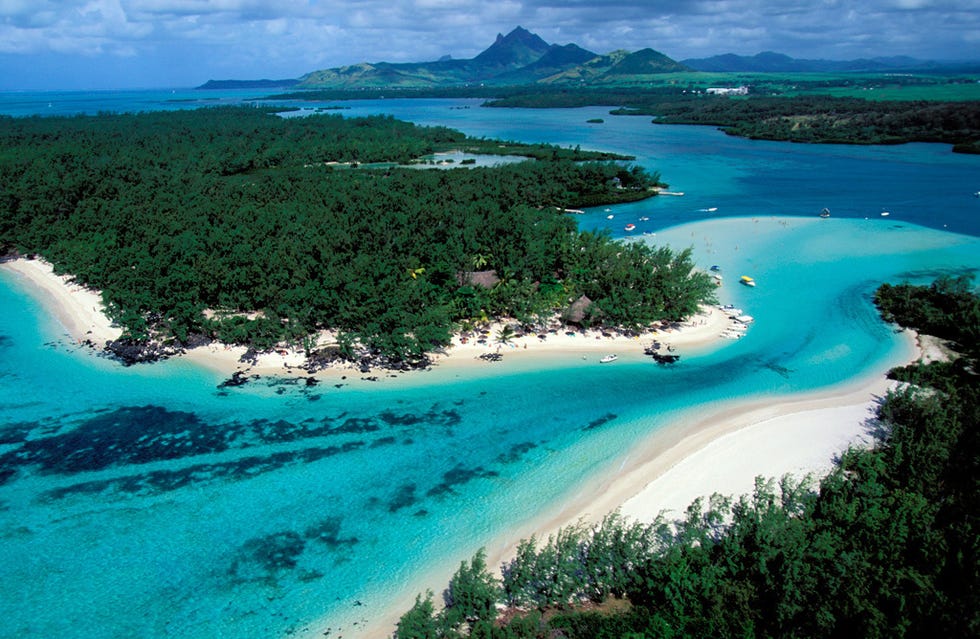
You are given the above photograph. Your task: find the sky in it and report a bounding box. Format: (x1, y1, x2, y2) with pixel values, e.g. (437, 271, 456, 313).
(1, 0, 978, 91)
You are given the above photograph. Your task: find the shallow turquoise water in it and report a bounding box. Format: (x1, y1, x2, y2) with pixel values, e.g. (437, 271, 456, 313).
(1, 93, 979, 639)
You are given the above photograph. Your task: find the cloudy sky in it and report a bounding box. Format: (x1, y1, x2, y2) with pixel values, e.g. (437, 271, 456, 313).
(1, 0, 978, 90)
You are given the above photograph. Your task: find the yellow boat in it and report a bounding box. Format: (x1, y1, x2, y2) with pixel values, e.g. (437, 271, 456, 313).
(740, 275, 756, 287)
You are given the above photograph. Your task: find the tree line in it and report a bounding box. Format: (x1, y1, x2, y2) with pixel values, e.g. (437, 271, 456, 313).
(631, 95, 980, 152)
(0, 107, 716, 363)
(395, 275, 979, 638)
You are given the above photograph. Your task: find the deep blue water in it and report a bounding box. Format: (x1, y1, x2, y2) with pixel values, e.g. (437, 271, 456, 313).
(0, 90, 979, 639)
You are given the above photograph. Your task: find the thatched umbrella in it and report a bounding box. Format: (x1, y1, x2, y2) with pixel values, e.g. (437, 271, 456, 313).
(564, 294, 593, 325)
(455, 270, 501, 289)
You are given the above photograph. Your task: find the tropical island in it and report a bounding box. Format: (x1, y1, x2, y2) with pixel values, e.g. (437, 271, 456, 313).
(0, 23, 978, 639)
(0, 106, 717, 371)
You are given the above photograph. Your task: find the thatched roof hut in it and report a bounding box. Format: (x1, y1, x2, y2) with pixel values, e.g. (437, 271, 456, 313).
(456, 270, 501, 289)
(564, 294, 593, 325)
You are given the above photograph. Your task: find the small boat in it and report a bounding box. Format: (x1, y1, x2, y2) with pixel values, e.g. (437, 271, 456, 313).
(624, 223, 636, 231)
(606, 214, 614, 219)
(820, 207, 830, 218)
(707, 207, 718, 212)
(881, 210, 890, 217)
(639, 216, 649, 221)
(710, 265, 721, 272)
(740, 275, 756, 287)
(599, 354, 618, 363)
(736, 315, 754, 324)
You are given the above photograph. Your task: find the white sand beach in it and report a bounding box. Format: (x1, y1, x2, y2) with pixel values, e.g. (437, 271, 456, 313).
(0, 257, 122, 345)
(177, 308, 734, 385)
(2, 254, 740, 382)
(609, 376, 899, 523)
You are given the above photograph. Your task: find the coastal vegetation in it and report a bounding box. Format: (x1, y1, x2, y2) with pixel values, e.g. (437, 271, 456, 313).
(394, 275, 980, 638)
(613, 95, 980, 152)
(0, 107, 716, 365)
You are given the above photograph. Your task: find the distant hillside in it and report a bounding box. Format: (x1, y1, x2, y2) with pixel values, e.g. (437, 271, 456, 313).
(606, 48, 690, 75)
(197, 78, 300, 90)
(293, 26, 687, 89)
(492, 43, 598, 84)
(539, 50, 631, 84)
(682, 51, 980, 73)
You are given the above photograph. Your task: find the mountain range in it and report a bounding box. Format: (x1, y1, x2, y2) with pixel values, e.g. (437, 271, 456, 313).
(680, 51, 980, 73)
(199, 27, 688, 90)
(197, 26, 976, 90)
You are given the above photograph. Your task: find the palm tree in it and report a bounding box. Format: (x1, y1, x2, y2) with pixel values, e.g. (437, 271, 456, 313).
(497, 324, 516, 344)
(472, 252, 492, 270)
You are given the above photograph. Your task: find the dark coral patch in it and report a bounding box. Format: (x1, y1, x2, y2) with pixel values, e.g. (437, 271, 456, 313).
(388, 483, 418, 513)
(426, 464, 499, 498)
(2, 406, 213, 474)
(43, 442, 366, 499)
(496, 441, 538, 464)
(304, 516, 358, 549)
(584, 413, 618, 431)
(229, 531, 306, 584)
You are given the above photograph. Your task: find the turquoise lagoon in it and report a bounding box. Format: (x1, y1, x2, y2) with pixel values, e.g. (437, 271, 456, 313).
(1, 93, 979, 639)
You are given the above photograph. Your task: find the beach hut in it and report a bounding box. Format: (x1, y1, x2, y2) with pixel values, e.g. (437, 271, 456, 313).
(564, 294, 593, 325)
(455, 270, 501, 289)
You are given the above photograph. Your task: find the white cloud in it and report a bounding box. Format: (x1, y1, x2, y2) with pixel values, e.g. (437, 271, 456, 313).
(1, 0, 979, 88)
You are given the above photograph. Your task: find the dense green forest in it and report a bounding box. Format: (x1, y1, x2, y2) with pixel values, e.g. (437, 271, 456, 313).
(394, 275, 979, 638)
(613, 95, 980, 152)
(0, 107, 717, 364)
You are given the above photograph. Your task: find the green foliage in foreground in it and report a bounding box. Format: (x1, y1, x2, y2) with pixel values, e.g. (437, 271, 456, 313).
(875, 274, 980, 360)
(396, 276, 980, 638)
(0, 107, 714, 362)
